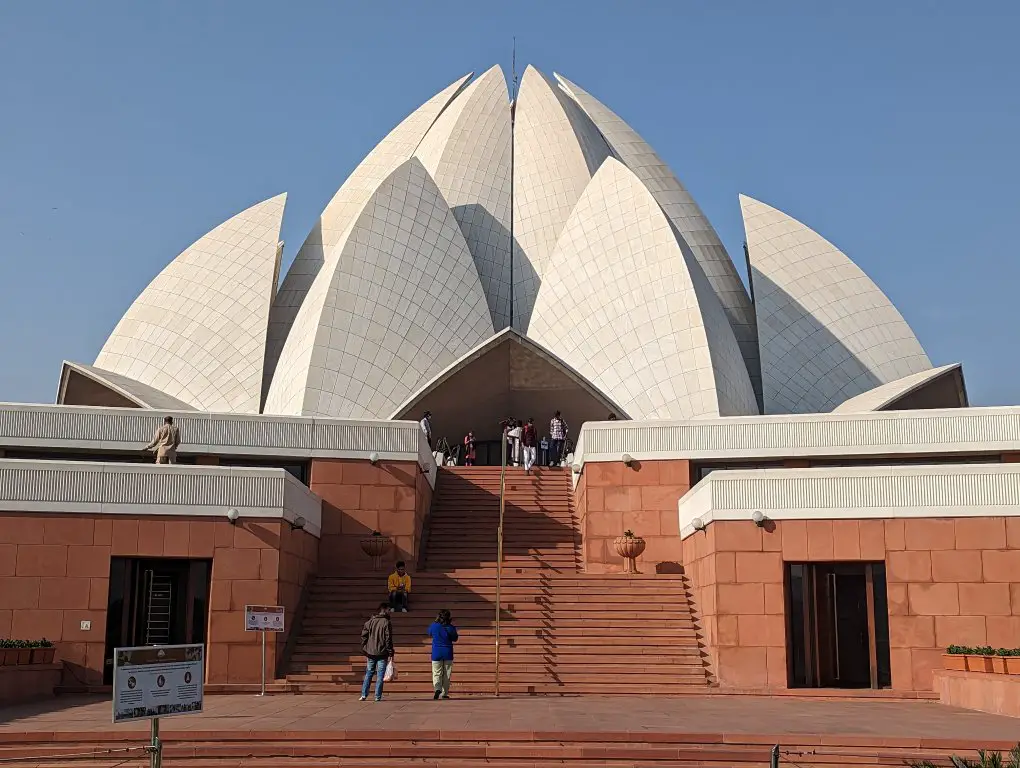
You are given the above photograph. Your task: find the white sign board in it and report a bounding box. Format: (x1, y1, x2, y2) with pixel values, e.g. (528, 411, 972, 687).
(112, 644, 204, 723)
(245, 605, 285, 632)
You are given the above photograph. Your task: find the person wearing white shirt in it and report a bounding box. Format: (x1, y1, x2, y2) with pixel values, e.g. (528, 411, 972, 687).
(420, 411, 433, 449)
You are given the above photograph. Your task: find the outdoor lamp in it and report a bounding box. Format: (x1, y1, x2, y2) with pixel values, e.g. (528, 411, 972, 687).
(226, 508, 240, 525)
(369, 452, 380, 464)
(571, 463, 582, 474)
(289, 515, 306, 531)
(751, 510, 766, 527)
(692, 516, 706, 531)
(622, 453, 634, 467)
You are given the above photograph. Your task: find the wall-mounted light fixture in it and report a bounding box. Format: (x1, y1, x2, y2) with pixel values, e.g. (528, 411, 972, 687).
(622, 453, 635, 467)
(369, 452, 380, 465)
(692, 516, 706, 531)
(226, 508, 240, 525)
(751, 510, 767, 527)
(289, 515, 306, 531)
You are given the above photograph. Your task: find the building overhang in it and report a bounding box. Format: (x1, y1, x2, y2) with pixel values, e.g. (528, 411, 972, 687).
(831, 363, 968, 413)
(677, 463, 1020, 540)
(0, 459, 323, 537)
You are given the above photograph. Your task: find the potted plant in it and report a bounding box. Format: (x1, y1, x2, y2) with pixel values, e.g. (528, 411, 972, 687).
(0, 639, 15, 667)
(14, 640, 32, 666)
(613, 530, 646, 574)
(30, 639, 55, 665)
(360, 531, 393, 571)
(943, 646, 968, 671)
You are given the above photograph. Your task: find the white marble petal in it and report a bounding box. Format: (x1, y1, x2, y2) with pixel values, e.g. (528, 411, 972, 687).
(58, 361, 197, 411)
(415, 66, 513, 330)
(741, 194, 931, 414)
(530, 158, 758, 420)
(264, 159, 494, 418)
(96, 193, 287, 413)
(263, 73, 473, 394)
(512, 65, 613, 332)
(832, 364, 965, 413)
(555, 73, 761, 400)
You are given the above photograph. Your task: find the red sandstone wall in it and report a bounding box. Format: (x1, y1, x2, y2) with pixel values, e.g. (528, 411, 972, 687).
(0, 512, 317, 687)
(310, 459, 430, 574)
(573, 460, 692, 573)
(681, 517, 1020, 692)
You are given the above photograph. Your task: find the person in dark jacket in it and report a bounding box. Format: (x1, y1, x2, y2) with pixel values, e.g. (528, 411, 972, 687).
(360, 603, 394, 701)
(427, 608, 459, 699)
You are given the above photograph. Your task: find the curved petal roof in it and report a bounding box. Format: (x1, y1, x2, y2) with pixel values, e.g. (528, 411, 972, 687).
(263, 158, 495, 418)
(741, 194, 931, 415)
(58, 361, 196, 410)
(95, 193, 287, 413)
(512, 65, 613, 331)
(555, 73, 761, 401)
(529, 158, 758, 420)
(414, 66, 512, 330)
(832, 363, 966, 413)
(263, 72, 473, 391)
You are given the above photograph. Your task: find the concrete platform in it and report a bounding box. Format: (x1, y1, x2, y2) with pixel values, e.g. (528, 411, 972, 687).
(0, 693, 1016, 767)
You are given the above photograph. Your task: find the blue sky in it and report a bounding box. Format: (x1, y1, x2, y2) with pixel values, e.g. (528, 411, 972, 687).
(1, 1, 1017, 405)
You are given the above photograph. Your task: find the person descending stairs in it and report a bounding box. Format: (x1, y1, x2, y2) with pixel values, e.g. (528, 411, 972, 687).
(284, 466, 712, 694)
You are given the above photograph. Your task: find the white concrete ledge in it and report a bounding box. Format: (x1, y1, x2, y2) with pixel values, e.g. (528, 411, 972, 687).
(575, 405, 1020, 466)
(0, 403, 437, 487)
(678, 463, 1020, 540)
(0, 459, 323, 537)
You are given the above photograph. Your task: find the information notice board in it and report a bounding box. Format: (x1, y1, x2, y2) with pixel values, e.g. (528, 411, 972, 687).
(245, 605, 285, 632)
(112, 644, 204, 723)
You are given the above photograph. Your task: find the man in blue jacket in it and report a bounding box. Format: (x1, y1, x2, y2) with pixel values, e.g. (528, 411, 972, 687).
(427, 609, 458, 700)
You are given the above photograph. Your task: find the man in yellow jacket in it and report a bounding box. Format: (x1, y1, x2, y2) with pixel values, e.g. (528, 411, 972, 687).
(387, 561, 411, 612)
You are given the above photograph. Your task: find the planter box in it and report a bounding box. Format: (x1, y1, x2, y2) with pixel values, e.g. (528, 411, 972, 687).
(0, 650, 16, 667)
(943, 654, 968, 671)
(967, 654, 996, 673)
(15, 649, 32, 665)
(30, 648, 55, 665)
(1005, 657, 1020, 676)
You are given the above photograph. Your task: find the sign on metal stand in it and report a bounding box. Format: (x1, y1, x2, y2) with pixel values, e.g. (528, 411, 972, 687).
(245, 605, 285, 696)
(112, 643, 205, 768)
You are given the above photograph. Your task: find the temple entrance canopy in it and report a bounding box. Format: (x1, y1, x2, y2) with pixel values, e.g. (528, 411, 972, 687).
(391, 329, 625, 455)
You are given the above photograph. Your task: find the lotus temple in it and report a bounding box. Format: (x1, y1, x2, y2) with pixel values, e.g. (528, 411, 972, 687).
(1, 64, 1019, 734)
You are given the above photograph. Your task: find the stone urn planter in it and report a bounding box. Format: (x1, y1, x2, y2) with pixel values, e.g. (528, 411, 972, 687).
(360, 532, 393, 571)
(614, 531, 646, 574)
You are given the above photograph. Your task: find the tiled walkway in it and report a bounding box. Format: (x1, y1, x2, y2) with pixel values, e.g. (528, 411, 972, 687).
(0, 695, 1017, 742)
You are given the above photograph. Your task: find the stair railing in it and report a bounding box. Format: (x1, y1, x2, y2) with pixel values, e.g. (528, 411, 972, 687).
(495, 430, 507, 697)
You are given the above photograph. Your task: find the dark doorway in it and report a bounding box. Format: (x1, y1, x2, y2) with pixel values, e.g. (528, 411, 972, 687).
(103, 557, 212, 684)
(786, 562, 891, 689)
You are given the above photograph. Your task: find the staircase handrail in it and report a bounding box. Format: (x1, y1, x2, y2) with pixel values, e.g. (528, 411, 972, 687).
(495, 431, 506, 696)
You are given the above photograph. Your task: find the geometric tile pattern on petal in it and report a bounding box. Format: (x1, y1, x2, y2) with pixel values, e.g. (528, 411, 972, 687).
(95, 192, 287, 413)
(415, 65, 513, 331)
(263, 159, 494, 418)
(740, 194, 931, 415)
(511, 65, 613, 332)
(530, 158, 758, 420)
(556, 72, 761, 403)
(263, 73, 473, 398)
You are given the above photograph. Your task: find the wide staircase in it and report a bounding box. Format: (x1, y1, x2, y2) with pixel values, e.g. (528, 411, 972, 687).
(283, 466, 712, 694)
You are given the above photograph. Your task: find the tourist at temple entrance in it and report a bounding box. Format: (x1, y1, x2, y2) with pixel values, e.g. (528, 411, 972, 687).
(522, 417, 537, 473)
(387, 561, 411, 612)
(508, 419, 523, 466)
(549, 411, 567, 466)
(359, 603, 394, 702)
(462, 431, 476, 466)
(144, 415, 181, 464)
(608, 413, 617, 421)
(428, 609, 458, 700)
(420, 411, 433, 449)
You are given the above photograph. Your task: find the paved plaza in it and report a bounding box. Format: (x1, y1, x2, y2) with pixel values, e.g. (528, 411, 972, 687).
(0, 694, 1017, 744)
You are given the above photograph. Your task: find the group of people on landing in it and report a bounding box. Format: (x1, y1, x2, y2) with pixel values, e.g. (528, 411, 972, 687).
(462, 411, 569, 469)
(360, 561, 458, 701)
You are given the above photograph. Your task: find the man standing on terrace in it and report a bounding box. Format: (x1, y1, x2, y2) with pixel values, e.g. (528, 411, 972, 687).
(144, 416, 181, 464)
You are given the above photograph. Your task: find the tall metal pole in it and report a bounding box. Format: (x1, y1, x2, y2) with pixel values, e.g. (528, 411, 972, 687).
(259, 630, 267, 696)
(508, 37, 517, 331)
(149, 717, 162, 768)
(495, 429, 506, 696)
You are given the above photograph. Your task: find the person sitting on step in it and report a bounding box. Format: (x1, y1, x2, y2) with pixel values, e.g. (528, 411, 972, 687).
(387, 561, 412, 612)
